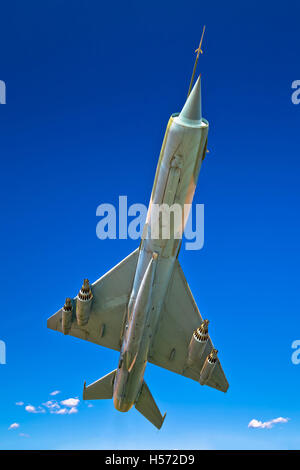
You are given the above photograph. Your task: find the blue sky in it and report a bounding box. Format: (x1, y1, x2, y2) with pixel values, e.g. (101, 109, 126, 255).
(0, 0, 300, 450)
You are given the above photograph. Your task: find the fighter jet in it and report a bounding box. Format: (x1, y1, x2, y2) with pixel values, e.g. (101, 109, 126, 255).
(47, 55, 229, 429)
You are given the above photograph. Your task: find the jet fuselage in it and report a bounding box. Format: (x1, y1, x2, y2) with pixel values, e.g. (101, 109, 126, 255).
(113, 99, 209, 412)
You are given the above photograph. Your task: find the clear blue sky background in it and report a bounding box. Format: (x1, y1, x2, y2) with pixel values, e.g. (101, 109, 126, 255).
(0, 0, 300, 450)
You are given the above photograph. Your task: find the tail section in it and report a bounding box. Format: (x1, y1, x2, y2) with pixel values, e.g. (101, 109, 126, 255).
(83, 369, 117, 400)
(135, 380, 166, 430)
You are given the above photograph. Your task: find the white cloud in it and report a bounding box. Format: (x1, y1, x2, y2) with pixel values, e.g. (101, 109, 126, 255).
(68, 407, 78, 414)
(248, 417, 289, 429)
(87, 404, 93, 408)
(60, 398, 80, 408)
(17, 395, 80, 417)
(25, 405, 36, 413)
(50, 390, 60, 396)
(52, 408, 68, 415)
(51, 406, 78, 415)
(16, 402, 24, 406)
(25, 405, 45, 414)
(19, 433, 30, 438)
(43, 400, 60, 410)
(9, 423, 20, 430)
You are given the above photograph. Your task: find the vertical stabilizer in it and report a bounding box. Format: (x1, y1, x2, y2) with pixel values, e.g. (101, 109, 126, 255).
(135, 380, 166, 429)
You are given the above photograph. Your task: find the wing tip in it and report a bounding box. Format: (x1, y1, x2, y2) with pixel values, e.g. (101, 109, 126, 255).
(47, 311, 61, 332)
(156, 412, 167, 430)
(216, 378, 229, 393)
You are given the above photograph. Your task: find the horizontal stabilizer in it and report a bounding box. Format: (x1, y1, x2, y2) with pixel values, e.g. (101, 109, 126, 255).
(135, 381, 166, 430)
(83, 369, 117, 400)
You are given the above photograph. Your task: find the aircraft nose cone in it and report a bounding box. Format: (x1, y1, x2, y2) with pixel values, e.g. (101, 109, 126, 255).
(179, 75, 202, 124)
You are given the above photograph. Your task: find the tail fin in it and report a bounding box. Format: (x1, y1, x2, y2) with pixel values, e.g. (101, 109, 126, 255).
(135, 380, 166, 430)
(83, 369, 116, 400)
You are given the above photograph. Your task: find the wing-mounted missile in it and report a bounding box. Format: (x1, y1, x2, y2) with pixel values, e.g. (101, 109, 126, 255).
(199, 348, 218, 385)
(76, 279, 93, 326)
(62, 297, 73, 335)
(186, 319, 209, 367)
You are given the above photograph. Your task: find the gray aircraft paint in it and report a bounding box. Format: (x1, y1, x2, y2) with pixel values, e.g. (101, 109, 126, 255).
(47, 75, 228, 429)
(113, 77, 208, 413)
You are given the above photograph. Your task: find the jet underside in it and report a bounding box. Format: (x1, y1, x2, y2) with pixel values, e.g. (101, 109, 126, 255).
(47, 76, 229, 430)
